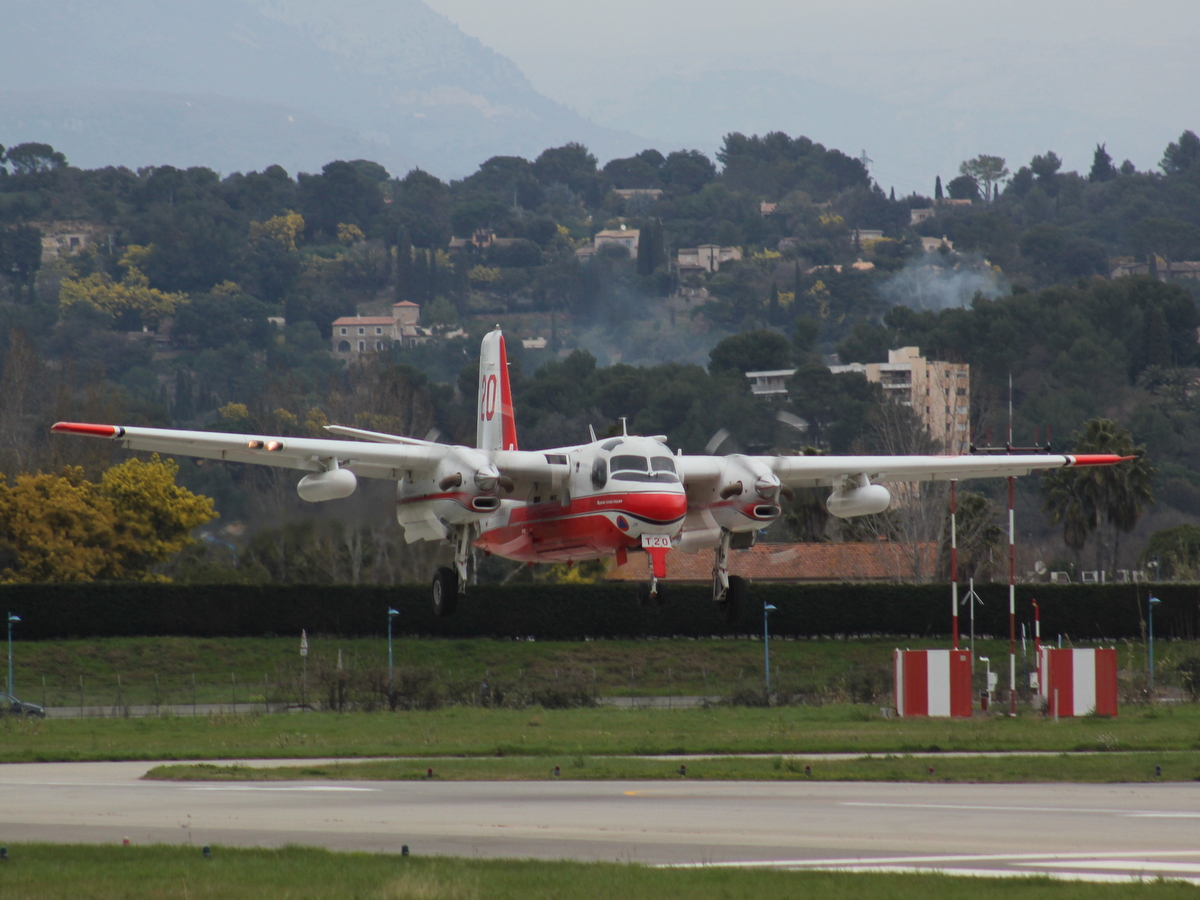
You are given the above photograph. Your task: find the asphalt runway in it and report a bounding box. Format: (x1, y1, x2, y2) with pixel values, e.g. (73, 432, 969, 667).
(3, 760, 1200, 883)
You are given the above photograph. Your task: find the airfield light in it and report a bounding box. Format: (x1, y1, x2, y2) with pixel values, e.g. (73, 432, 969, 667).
(763, 603, 777, 696)
(6, 613, 19, 697)
(387, 607, 400, 702)
(1148, 596, 1161, 695)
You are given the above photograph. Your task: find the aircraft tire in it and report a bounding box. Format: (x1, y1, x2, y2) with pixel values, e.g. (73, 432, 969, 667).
(720, 575, 748, 625)
(432, 567, 459, 617)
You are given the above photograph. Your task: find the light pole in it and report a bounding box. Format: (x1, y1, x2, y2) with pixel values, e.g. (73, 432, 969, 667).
(6, 613, 19, 697)
(1148, 595, 1161, 695)
(763, 603, 777, 696)
(387, 607, 400, 701)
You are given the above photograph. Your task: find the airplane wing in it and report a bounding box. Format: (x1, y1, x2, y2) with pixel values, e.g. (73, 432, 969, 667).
(765, 452, 1127, 488)
(50, 422, 446, 481)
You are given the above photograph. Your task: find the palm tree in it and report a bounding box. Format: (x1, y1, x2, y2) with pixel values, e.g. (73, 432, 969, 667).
(1041, 418, 1154, 571)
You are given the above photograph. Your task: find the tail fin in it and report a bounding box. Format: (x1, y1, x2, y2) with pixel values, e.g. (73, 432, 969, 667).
(477, 329, 518, 451)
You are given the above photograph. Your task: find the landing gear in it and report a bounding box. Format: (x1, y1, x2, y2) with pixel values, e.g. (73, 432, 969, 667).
(637, 582, 666, 608)
(718, 575, 747, 625)
(432, 567, 458, 617)
(432, 525, 472, 617)
(712, 528, 747, 625)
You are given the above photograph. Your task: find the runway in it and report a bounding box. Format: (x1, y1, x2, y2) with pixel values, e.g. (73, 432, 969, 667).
(3, 760, 1200, 882)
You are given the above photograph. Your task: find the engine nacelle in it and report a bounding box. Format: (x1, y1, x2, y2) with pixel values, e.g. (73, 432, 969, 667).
(297, 467, 358, 502)
(826, 483, 891, 518)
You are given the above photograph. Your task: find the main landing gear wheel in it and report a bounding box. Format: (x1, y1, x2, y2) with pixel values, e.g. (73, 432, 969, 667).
(432, 567, 459, 618)
(718, 575, 747, 625)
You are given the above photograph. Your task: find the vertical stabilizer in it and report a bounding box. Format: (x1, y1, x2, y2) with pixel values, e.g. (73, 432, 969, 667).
(477, 329, 518, 451)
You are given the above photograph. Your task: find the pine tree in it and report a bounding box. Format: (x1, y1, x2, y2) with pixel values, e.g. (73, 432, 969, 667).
(395, 227, 413, 303)
(934, 175, 943, 200)
(889, 186, 895, 202)
(1089, 143, 1116, 183)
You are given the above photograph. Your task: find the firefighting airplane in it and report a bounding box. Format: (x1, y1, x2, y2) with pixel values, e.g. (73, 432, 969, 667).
(53, 329, 1125, 621)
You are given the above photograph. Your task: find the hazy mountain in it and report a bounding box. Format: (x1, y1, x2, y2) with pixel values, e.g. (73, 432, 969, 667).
(0, 0, 640, 177)
(581, 68, 1160, 196)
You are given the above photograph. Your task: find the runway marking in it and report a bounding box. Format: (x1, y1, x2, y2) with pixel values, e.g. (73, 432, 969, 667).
(840, 801, 1200, 817)
(661, 851, 1200, 884)
(1023, 860, 1200, 874)
(664, 850, 1200, 869)
(184, 785, 379, 792)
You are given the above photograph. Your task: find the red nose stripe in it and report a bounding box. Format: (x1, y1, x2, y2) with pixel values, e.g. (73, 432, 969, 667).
(1069, 454, 1132, 466)
(51, 422, 122, 438)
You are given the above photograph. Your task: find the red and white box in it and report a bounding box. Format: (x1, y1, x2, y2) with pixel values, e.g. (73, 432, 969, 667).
(894, 649, 973, 717)
(1039, 648, 1118, 717)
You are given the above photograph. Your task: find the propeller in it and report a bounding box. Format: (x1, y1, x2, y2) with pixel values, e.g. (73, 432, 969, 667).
(704, 428, 732, 455)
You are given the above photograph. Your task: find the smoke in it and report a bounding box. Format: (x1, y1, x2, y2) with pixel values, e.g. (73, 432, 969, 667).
(878, 253, 1008, 312)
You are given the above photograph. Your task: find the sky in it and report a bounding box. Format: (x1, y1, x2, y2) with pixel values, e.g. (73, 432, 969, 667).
(423, 0, 1200, 193)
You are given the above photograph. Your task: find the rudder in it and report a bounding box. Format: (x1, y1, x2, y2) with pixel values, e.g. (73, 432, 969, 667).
(476, 329, 518, 451)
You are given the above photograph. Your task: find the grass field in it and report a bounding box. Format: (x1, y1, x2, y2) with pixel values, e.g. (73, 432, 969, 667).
(4, 704, 1200, 763)
(5, 634, 1189, 709)
(147, 750, 1200, 784)
(0, 844, 1195, 900)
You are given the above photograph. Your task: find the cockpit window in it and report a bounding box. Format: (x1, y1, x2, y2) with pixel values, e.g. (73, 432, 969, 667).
(610, 454, 678, 484)
(611, 455, 648, 473)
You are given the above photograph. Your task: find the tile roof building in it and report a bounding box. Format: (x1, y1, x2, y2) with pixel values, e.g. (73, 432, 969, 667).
(606, 541, 938, 583)
(331, 301, 430, 356)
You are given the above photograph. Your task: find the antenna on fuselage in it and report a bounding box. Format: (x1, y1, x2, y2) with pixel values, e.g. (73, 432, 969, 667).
(620, 417, 628, 437)
(588, 424, 597, 442)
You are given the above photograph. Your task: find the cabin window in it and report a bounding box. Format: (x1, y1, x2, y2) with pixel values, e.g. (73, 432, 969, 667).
(610, 455, 648, 473)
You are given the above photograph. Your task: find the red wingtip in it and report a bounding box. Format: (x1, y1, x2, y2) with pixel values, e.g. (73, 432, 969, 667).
(1069, 454, 1133, 466)
(51, 422, 122, 438)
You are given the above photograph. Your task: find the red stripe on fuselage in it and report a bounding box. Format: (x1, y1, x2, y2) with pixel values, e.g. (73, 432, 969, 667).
(477, 491, 687, 562)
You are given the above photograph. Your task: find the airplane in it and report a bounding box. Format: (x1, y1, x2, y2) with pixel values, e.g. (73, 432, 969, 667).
(52, 329, 1127, 622)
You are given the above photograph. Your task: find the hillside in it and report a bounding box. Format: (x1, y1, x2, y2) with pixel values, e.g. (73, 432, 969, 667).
(0, 0, 638, 177)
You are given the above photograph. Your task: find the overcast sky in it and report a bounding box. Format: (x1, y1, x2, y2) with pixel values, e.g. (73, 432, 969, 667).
(425, 0, 1200, 192)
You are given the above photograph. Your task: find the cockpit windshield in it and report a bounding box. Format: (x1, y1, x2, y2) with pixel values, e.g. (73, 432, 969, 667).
(609, 454, 678, 483)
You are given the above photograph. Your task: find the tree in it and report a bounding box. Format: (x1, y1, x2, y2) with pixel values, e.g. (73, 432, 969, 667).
(4, 142, 66, 174)
(0, 225, 44, 294)
(959, 155, 1009, 203)
(1089, 144, 1116, 183)
(934, 175, 943, 200)
(1041, 418, 1154, 571)
(0, 456, 215, 582)
(59, 245, 188, 328)
(946, 174, 980, 201)
(707, 330, 792, 375)
(1161, 130, 1200, 176)
(1143, 524, 1200, 581)
(661, 150, 717, 193)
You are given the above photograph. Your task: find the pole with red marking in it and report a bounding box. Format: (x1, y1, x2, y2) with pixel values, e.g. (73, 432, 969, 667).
(950, 480, 959, 650)
(1008, 474, 1016, 714)
(1032, 599, 1041, 695)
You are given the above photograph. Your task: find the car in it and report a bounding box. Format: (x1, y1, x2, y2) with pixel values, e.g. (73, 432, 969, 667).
(0, 693, 46, 717)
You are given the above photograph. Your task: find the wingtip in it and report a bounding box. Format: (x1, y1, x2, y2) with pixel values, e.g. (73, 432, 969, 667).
(51, 422, 123, 438)
(1069, 454, 1132, 466)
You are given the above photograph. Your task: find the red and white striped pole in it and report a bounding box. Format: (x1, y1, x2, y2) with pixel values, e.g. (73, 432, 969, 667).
(1032, 599, 1041, 692)
(951, 480, 959, 650)
(1008, 474, 1016, 714)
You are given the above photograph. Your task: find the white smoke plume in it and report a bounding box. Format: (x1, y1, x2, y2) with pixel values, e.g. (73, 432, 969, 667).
(878, 254, 1008, 312)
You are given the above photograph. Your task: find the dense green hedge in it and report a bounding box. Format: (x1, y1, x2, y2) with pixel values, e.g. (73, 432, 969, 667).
(1, 580, 1196, 641)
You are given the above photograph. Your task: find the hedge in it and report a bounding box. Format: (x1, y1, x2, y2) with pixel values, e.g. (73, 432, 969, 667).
(1, 580, 1196, 641)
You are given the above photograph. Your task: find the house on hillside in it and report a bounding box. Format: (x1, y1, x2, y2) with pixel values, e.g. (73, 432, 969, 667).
(677, 244, 742, 275)
(829, 346, 970, 453)
(331, 301, 431, 356)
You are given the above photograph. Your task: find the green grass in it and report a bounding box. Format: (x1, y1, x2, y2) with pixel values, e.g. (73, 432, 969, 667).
(0, 844, 1195, 900)
(146, 750, 1200, 784)
(4, 704, 1200, 763)
(6, 634, 1187, 708)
